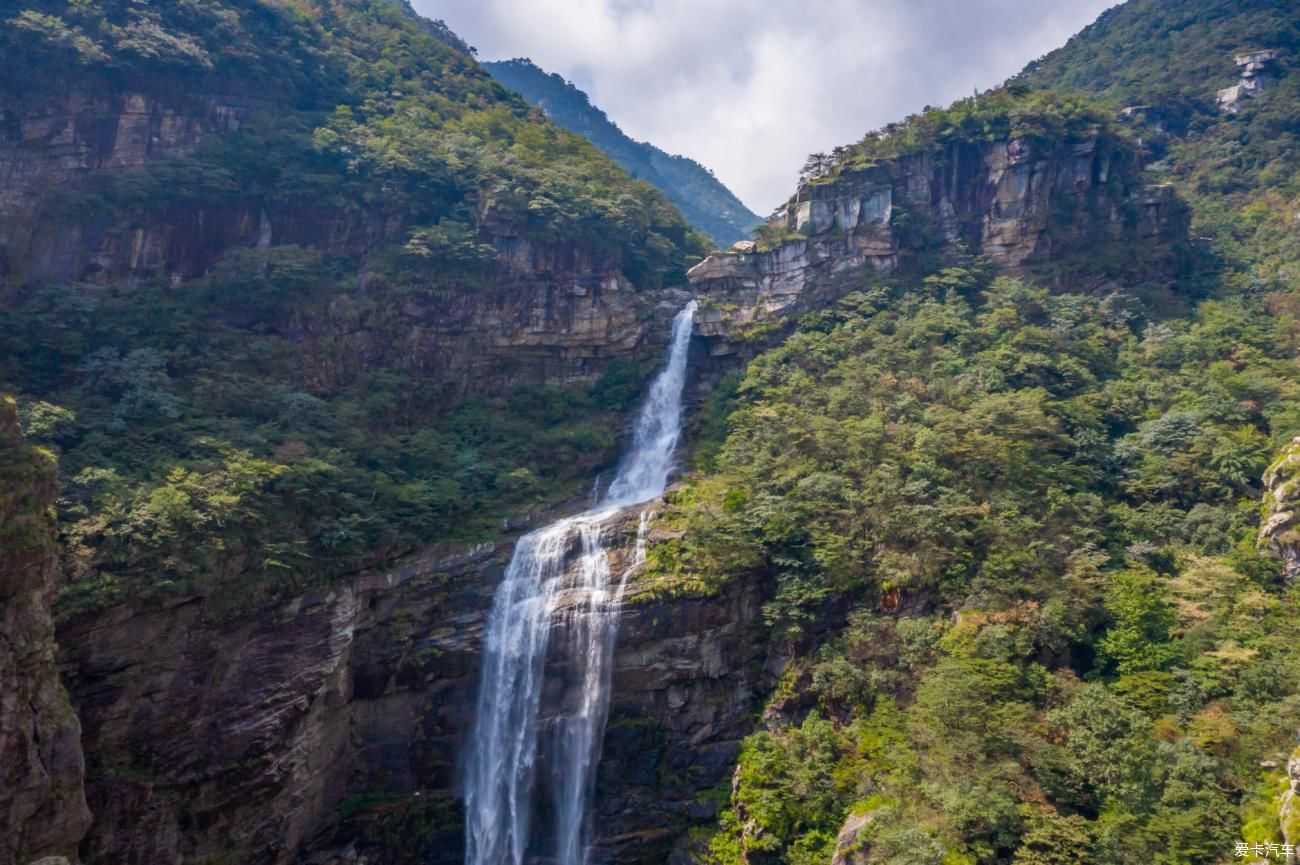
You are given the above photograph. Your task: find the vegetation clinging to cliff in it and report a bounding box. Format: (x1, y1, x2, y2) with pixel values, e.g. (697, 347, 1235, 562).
(790, 89, 1120, 190)
(1016, 0, 1300, 297)
(5, 255, 667, 616)
(1016, 0, 1300, 133)
(3, 0, 708, 273)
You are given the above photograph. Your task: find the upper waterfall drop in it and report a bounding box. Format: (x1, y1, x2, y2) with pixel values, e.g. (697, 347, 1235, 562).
(464, 301, 697, 865)
(603, 300, 698, 507)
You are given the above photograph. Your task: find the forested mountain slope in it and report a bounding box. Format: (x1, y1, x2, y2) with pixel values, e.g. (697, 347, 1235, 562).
(485, 58, 761, 247)
(1017, 0, 1299, 292)
(0, 0, 707, 617)
(646, 1, 1300, 862)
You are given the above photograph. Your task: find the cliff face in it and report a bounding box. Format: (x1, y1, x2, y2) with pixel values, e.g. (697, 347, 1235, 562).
(0, 398, 91, 865)
(0, 86, 683, 394)
(54, 501, 766, 865)
(1284, 748, 1300, 851)
(0, 87, 260, 285)
(590, 518, 769, 865)
(1261, 439, 1300, 848)
(688, 131, 1185, 355)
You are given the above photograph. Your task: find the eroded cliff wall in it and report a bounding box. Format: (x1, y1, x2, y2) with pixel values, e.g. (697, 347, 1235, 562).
(689, 131, 1186, 356)
(0, 398, 90, 865)
(0, 76, 687, 395)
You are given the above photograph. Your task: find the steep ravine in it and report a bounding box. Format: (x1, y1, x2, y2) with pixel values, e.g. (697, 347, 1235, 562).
(29, 116, 1195, 865)
(6, 3, 1299, 862)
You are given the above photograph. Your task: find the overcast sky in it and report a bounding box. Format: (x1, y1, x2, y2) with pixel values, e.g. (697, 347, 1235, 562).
(413, 0, 1118, 214)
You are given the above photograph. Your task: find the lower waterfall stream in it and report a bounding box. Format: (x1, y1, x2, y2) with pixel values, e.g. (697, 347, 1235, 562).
(464, 301, 698, 865)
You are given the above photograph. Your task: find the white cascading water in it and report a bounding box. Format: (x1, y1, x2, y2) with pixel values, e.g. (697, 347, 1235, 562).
(464, 301, 697, 865)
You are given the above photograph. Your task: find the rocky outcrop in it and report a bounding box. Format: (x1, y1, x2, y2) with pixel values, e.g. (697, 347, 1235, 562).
(284, 273, 689, 397)
(54, 501, 766, 865)
(1217, 50, 1280, 113)
(829, 811, 875, 865)
(689, 132, 1185, 354)
(1260, 437, 1300, 584)
(1259, 443, 1300, 847)
(593, 519, 768, 864)
(0, 398, 91, 865)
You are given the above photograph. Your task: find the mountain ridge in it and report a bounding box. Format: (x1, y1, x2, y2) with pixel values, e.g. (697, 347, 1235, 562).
(484, 57, 761, 247)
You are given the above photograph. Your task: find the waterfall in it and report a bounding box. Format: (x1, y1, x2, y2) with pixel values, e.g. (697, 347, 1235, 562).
(464, 301, 697, 865)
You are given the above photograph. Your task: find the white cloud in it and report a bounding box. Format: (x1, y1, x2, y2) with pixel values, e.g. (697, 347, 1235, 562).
(413, 0, 1118, 213)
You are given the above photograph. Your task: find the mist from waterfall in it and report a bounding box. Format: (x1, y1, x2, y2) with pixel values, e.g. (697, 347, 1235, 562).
(464, 301, 697, 865)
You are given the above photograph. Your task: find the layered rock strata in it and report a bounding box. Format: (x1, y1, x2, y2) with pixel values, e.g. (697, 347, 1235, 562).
(1260, 436, 1300, 584)
(0, 87, 684, 394)
(688, 133, 1185, 356)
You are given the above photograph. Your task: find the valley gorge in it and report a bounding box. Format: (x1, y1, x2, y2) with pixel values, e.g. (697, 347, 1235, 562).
(4, 1, 1300, 865)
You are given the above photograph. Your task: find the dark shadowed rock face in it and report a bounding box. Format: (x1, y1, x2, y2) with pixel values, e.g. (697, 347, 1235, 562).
(568, 517, 769, 865)
(57, 538, 500, 865)
(689, 133, 1186, 356)
(593, 582, 767, 865)
(54, 503, 768, 865)
(0, 87, 263, 286)
(0, 398, 91, 865)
